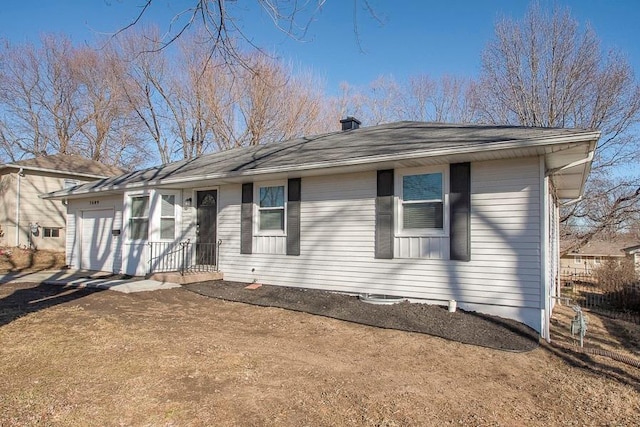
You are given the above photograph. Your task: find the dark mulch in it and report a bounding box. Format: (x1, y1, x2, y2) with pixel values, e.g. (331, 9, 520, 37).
(186, 281, 540, 352)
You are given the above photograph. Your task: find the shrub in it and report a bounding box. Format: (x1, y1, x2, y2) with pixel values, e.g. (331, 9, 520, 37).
(592, 258, 640, 312)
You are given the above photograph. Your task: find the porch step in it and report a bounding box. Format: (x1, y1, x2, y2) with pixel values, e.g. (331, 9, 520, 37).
(148, 271, 223, 285)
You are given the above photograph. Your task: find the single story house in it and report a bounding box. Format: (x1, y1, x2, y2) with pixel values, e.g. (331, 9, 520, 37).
(0, 154, 124, 250)
(560, 239, 639, 276)
(623, 244, 640, 274)
(43, 119, 599, 339)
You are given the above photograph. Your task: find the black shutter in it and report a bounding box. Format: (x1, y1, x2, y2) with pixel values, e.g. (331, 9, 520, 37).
(241, 183, 253, 254)
(375, 170, 394, 259)
(287, 178, 301, 256)
(450, 163, 471, 261)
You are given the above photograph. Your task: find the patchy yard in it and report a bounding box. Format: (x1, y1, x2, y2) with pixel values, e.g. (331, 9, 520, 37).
(0, 281, 638, 426)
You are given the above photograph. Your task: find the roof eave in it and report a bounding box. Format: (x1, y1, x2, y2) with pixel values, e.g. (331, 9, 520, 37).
(0, 163, 111, 180)
(43, 130, 601, 200)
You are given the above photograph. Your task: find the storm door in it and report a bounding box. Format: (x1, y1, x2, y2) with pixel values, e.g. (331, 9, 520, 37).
(196, 190, 217, 267)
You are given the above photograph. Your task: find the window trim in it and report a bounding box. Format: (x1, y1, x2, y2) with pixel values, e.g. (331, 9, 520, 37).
(157, 192, 178, 241)
(43, 227, 61, 238)
(126, 192, 151, 242)
(254, 181, 287, 236)
(395, 165, 449, 237)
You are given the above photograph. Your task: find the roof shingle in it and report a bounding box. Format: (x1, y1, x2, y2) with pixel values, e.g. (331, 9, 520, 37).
(42, 121, 599, 198)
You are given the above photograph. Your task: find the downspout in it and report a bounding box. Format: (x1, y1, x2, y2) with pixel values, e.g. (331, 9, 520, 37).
(15, 168, 24, 246)
(540, 158, 551, 342)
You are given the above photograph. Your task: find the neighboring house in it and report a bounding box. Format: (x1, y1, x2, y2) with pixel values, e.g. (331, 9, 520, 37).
(43, 119, 599, 339)
(560, 240, 631, 276)
(0, 154, 124, 251)
(623, 244, 640, 274)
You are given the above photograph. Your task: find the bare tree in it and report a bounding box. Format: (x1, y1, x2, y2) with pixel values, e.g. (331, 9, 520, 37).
(112, 28, 177, 164)
(338, 74, 479, 126)
(0, 36, 82, 160)
(113, 1, 387, 60)
(404, 74, 479, 123)
(115, 1, 326, 58)
(236, 53, 327, 146)
(72, 45, 147, 168)
(332, 82, 365, 124)
(0, 34, 147, 168)
(478, 3, 640, 246)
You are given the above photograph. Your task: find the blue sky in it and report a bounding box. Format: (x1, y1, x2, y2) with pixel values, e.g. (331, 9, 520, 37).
(1, 0, 639, 93)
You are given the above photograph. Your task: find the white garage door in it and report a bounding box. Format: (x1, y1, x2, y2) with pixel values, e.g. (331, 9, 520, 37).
(81, 209, 114, 272)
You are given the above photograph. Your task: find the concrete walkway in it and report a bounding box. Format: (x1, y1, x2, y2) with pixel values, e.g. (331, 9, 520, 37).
(0, 270, 180, 293)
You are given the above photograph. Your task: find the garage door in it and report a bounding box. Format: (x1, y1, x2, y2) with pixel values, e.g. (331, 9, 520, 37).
(81, 209, 114, 272)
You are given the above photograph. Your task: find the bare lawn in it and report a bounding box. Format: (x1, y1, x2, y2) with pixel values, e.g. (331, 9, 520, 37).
(0, 248, 66, 272)
(0, 281, 638, 426)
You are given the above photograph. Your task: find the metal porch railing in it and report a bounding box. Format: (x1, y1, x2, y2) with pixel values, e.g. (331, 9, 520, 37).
(148, 240, 220, 275)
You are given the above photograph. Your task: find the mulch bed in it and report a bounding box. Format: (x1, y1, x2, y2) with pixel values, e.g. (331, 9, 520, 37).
(186, 281, 540, 352)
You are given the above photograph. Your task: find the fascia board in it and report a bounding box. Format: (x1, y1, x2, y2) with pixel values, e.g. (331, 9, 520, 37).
(2, 164, 109, 180)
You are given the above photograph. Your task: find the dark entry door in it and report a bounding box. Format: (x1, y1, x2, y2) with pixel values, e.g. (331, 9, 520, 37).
(196, 190, 217, 266)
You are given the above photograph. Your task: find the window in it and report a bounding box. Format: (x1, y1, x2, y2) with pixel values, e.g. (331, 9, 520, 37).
(574, 255, 582, 264)
(43, 227, 60, 238)
(129, 196, 149, 240)
(159, 194, 176, 239)
(258, 185, 285, 232)
(594, 256, 601, 265)
(400, 171, 444, 232)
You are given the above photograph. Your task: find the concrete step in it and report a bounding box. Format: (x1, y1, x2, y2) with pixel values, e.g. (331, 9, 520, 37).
(148, 271, 223, 285)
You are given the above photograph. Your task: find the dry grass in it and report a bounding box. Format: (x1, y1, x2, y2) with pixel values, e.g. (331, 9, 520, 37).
(0, 248, 66, 272)
(0, 282, 638, 426)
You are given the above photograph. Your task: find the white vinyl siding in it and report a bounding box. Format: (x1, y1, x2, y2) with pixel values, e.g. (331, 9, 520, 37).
(65, 210, 76, 266)
(217, 157, 543, 332)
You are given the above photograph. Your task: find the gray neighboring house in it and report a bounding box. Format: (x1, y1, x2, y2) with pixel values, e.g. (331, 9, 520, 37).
(0, 154, 124, 251)
(43, 119, 599, 339)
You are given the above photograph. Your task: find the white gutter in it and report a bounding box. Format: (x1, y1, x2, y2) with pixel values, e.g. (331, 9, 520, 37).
(43, 131, 602, 199)
(15, 168, 23, 246)
(560, 196, 582, 207)
(545, 150, 595, 176)
(0, 164, 110, 180)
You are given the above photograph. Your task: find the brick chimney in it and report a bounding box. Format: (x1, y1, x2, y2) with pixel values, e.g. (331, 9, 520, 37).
(340, 117, 361, 131)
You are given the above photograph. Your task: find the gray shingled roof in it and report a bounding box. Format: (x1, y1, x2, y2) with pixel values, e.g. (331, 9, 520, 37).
(43, 121, 599, 198)
(562, 238, 640, 257)
(1, 154, 125, 178)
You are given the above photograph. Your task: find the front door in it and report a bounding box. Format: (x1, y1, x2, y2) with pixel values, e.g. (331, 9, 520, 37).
(196, 190, 217, 266)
